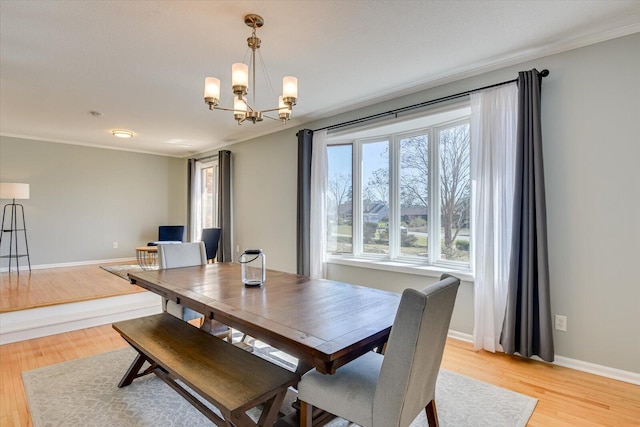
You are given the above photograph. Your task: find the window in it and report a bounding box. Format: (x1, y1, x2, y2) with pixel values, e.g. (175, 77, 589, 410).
(327, 145, 352, 254)
(362, 139, 389, 255)
(191, 159, 218, 241)
(326, 104, 471, 269)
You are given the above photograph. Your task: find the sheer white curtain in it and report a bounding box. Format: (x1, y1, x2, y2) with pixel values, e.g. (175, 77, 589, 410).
(310, 130, 328, 279)
(470, 83, 518, 353)
(188, 158, 199, 242)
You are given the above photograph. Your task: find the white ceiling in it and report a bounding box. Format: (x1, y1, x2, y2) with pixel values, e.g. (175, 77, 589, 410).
(1, 1, 639, 158)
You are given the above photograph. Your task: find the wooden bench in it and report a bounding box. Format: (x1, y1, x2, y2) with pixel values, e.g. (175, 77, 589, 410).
(112, 313, 300, 427)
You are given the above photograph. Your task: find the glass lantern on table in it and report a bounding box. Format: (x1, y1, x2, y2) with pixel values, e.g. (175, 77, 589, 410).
(239, 249, 265, 287)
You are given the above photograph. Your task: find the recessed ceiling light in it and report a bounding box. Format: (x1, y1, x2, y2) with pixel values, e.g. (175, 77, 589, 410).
(112, 129, 134, 138)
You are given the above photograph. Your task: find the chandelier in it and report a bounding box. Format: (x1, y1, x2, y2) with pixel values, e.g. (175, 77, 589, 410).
(203, 14, 298, 125)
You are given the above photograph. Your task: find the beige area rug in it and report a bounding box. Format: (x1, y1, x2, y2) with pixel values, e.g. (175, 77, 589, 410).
(22, 346, 537, 426)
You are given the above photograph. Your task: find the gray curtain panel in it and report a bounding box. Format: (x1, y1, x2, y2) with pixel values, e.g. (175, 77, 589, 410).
(217, 150, 232, 262)
(297, 129, 313, 276)
(500, 69, 554, 362)
(186, 158, 197, 241)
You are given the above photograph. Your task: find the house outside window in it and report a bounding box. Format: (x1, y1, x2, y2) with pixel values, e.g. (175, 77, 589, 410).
(326, 104, 471, 270)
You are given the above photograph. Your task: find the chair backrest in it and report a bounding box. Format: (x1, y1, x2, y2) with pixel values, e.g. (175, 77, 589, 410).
(201, 228, 222, 261)
(373, 274, 460, 427)
(158, 225, 185, 243)
(158, 242, 207, 269)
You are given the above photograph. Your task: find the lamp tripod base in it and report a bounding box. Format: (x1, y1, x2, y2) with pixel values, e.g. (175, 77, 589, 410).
(0, 200, 31, 274)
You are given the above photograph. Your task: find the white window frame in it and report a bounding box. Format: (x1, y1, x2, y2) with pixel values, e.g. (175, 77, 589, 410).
(190, 159, 218, 242)
(326, 103, 472, 277)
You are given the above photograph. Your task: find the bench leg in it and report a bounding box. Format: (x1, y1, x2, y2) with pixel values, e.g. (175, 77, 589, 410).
(153, 367, 229, 425)
(257, 391, 288, 426)
(118, 351, 155, 388)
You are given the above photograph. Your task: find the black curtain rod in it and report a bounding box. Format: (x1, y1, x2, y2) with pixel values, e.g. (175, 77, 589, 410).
(313, 69, 549, 133)
(194, 154, 217, 162)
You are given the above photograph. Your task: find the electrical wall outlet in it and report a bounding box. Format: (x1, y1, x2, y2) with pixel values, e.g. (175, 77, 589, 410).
(113, 242, 118, 249)
(554, 314, 567, 331)
(235, 245, 240, 253)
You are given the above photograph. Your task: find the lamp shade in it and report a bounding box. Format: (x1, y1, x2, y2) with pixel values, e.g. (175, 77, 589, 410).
(232, 63, 249, 88)
(282, 76, 298, 99)
(204, 77, 221, 101)
(0, 183, 29, 200)
(234, 96, 247, 113)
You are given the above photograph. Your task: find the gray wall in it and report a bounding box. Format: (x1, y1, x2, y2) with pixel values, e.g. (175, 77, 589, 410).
(0, 137, 187, 265)
(227, 132, 299, 271)
(1, 33, 637, 374)
(208, 33, 640, 373)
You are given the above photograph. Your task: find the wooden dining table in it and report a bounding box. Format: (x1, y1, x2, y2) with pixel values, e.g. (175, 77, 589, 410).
(128, 262, 401, 375)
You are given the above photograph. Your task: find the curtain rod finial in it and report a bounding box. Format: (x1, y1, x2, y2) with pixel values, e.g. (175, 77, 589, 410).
(540, 69, 549, 77)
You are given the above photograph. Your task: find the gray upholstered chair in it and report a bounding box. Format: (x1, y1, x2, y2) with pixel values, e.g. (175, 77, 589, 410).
(158, 242, 231, 340)
(297, 274, 460, 427)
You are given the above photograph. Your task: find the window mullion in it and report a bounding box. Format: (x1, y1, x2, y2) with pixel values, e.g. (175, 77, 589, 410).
(352, 141, 363, 256)
(429, 127, 440, 263)
(389, 136, 400, 258)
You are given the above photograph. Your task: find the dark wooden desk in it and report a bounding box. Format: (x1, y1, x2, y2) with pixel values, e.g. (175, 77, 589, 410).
(128, 263, 400, 375)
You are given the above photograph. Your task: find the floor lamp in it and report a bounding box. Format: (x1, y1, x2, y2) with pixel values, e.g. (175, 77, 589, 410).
(0, 183, 31, 273)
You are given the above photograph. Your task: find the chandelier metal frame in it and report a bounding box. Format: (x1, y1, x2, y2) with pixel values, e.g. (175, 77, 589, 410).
(204, 14, 298, 125)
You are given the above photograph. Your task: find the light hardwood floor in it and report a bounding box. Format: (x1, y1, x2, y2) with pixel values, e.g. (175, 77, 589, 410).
(0, 263, 143, 313)
(1, 266, 639, 426)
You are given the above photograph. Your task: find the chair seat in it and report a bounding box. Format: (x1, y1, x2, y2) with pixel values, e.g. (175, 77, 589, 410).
(297, 274, 460, 427)
(298, 351, 382, 427)
(166, 300, 203, 323)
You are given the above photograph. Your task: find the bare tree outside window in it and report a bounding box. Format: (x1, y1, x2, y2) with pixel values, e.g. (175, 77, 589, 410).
(327, 145, 353, 253)
(362, 141, 389, 254)
(328, 173, 352, 222)
(324, 106, 471, 267)
(400, 134, 429, 257)
(439, 123, 470, 261)
(364, 168, 389, 204)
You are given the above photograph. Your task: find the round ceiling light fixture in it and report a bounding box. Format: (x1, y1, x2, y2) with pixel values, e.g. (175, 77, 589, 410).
(112, 129, 134, 138)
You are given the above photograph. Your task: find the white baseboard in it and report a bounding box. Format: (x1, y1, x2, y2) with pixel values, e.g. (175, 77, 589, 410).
(0, 257, 137, 272)
(446, 330, 640, 386)
(551, 355, 640, 386)
(447, 330, 473, 343)
(0, 292, 162, 344)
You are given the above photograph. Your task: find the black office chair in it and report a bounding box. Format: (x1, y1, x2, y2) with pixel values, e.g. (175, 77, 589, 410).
(147, 225, 185, 246)
(201, 228, 221, 263)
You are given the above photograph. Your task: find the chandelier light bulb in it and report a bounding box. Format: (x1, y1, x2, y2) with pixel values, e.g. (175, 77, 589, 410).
(234, 96, 247, 122)
(282, 76, 298, 99)
(232, 63, 249, 94)
(204, 77, 221, 105)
